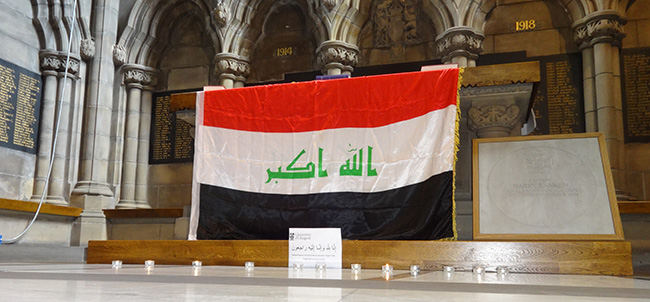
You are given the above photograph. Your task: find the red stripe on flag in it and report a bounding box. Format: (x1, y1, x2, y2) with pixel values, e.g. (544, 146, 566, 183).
(203, 69, 459, 132)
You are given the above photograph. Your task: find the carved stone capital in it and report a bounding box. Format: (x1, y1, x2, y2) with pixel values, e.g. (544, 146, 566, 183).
(573, 11, 626, 49)
(461, 83, 535, 138)
(316, 40, 359, 74)
(123, 64, 159, 88)
(57, 54, 81, 76)
(214, 53, 250, 78)
(435, 27, 484, 63)
(212, 0, 230, 28)
(468, 104, 520, 137)
(80, 38, 95, 61)
(113, 44, 127, 66)
(40, 51, 61, 73)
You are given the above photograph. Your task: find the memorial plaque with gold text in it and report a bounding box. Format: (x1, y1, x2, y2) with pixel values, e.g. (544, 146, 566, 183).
(621, 48, 650, 143)
(0, 58, 41, 154)
(149, 90, 194, 164)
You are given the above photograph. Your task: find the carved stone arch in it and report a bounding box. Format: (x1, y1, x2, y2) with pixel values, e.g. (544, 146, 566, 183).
(118, 0, 219, 66)
(422, 0, 455, 34)
(246, 0, 322, 81)
(314, 0, 366, 45)
(32, 0, 60, 50)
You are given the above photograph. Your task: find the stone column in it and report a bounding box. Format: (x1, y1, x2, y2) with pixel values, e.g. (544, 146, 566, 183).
(214, 53, 250, 89)
(135, 88, 154, 206)
(435, 27, 484, 68)
(48, 53, 81, 203)
(31, 51, 60, 204)
(117, 65, 157, 209)
(573, 11, 626, 192)
(70, 0, 120, 246)
(316, 41, 359, 76)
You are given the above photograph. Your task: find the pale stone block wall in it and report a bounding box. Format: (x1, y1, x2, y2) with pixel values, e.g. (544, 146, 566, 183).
(0, 210, 76, 245)
(148, 164, 193, 208)
(0, 0, 42, 200)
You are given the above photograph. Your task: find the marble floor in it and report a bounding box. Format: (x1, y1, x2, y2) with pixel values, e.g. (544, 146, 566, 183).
(0, 263, 649, 301)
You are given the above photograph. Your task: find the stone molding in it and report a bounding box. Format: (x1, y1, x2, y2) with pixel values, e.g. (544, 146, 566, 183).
(122, 64, 159, 89)
(113, 44, 127, 66)
(435, 27, 483, 63)
(316, 40, 359, 73)
(80, 38, 95, 61)
(214, 53, 251, 79)
(573, 11, 626, 49)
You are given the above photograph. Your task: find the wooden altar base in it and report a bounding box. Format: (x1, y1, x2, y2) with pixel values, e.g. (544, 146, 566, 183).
(87, 240, 633, 276)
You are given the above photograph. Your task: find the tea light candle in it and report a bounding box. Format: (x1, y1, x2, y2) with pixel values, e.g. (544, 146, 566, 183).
(351, 263, 361, 271)
(382, 263, 393, 273)
(472, 265, 485, 274)
(315, 263, 327, 271)
(496, 266, 509, 275)
(111, 260, 122, 269)
(244, 261, 255, 271)
(144, 260, 155, 268)
(410, 265, 420, 276)
(443, 266, 455, 273)
(293, 263, 303, 270)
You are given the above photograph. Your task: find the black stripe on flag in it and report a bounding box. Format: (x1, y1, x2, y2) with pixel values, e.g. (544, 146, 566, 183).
(197, 170, 454, 240)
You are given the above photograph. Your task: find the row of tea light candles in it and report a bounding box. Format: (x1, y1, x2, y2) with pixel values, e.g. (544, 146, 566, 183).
(111, 260, 509, 275)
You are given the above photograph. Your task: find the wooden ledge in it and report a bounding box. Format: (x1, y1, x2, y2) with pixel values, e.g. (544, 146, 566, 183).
(87, 240, 632, 276)
(103, 208, 184, 219)
(0, 198, 82, 217)
(618, 201, 650, 214)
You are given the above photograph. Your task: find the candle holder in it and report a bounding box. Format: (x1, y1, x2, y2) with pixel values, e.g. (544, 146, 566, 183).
(315, 263, 327, 271)
(496, 266, 509, 275)
(244, 261, 255, 272)
(381, 264, 393, 274)
(410, 265, 420, 276)
(442, 266, 455, 273)
(293, 263, 303, 271)
(351, 263, 361, 272)
(192, 260, 202, 268)
(111, 260, 122, 269)
(144, 260, 155, 268)
(472, 265, 485, 274)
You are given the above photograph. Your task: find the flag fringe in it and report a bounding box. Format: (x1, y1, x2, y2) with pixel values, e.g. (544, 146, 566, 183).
(440, 67, 463, 241)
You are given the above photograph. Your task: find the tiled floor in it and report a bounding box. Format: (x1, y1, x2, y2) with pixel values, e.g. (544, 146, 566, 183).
(1, 263, 649, 301)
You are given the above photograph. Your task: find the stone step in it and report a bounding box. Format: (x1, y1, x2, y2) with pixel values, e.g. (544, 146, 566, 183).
(0, 244, 86, 263)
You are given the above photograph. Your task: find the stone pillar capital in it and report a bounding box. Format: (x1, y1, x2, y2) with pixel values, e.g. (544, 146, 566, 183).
(40, 50, 61, 75)
(573, 11, 626, 49)
(316, 40, 359, 74)
(40, 50, 81, 76)
(214, 53, 251, 79)
(122, 64, 159, 89)
(436, 27, 484, 64)
(461, 83, 535, 138)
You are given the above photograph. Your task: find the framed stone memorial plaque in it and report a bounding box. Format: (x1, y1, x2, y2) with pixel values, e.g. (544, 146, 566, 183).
(472, 133, 624, 240)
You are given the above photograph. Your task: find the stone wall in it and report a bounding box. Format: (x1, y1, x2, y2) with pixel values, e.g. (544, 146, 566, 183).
(0, 0, 41, 200)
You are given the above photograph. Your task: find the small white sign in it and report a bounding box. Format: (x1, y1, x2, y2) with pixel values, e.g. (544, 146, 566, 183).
(288, 228, 342, 269)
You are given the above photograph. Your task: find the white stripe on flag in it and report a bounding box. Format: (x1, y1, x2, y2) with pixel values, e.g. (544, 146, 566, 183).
(195, 105, 457, 194)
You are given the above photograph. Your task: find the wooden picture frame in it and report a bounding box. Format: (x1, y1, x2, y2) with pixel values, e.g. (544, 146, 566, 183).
(472, 133, 624, 240)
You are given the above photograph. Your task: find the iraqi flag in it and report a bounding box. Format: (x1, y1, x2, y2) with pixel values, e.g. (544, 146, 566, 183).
(189, 69, 460, 240)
